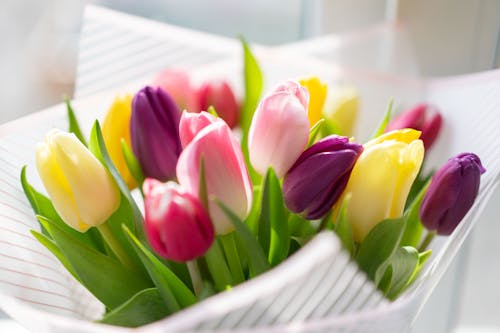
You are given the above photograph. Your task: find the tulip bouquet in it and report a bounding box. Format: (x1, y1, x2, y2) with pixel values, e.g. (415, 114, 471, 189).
(19, 41, 486, 328)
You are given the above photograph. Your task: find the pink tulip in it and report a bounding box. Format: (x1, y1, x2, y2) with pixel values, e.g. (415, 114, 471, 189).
(179, 111, 222, 148)
(248, 81, 310, 178)
(197, 80, 240, 128)
(385, 103, 443, 150)
(152, 69, 200, 112)
(143, 179, 214, 262)
(177, 122, 253, 235)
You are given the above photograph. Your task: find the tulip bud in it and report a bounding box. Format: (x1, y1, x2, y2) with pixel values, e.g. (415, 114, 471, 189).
(197, 80, 240, 128)
(151, 69, 199, 112)
(298, 77, 327, 127)
(340, 129, 424, 242)
(131, 86, 182, 182)
(177, 122, 253, 235)
(248, 81, 310, 178)
(102, 94, 136, 189)
(36, 129, 120, 232)
(420, 153, 485, 235)
(385, 103, 442, 149)
(143, 179, 214, 262)
(179, 111, 222, 148)
(322, 86, 359, 137)
(274, 80, 309, 110)
(283, 135, 363, 219)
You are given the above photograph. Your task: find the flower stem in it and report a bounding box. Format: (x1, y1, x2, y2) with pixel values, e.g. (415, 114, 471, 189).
(204, 239, 233, 291)
(418, 231, 436, 252)
(187, 260, 203, 298)
(220, 233, 245, 284)
(97, 223, 135, 270)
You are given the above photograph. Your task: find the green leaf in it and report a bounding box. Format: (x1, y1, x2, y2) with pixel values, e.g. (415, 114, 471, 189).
(377, 265, 393, 294)
(407, 249, 432, 286)
(356, 216, 406, 285)
(217, 200, 270, 277)
(240, 37, 263, 137)
(385, 246, 419, 299)
(207, 106, 219, 118)
(198, 157, 209, 210)
(259, 168, 289, 266)
(288, 214, 317, 239)
(371, 98, 393, 139)
(121, 139, 145, 187)
(204, 239, 233, 291)
(20, 166, 105, 252)
(219, 233, 245, 284)
(30, 230, 80, 282)
(38, 216, 151, 309)
(65, 97, 87, 146)
(308, 118, 325, 147)
(334, 195, 354, 255)
(400, 179, 431, 248)
(89, 121, 145, 241)
(246, 185, 262, 236)
(99, 288, 169, 327)
(122, 226, 196, 310)
(239, 37, 263, 184)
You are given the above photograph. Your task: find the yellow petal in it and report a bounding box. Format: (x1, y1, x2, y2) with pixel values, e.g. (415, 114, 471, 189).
(389, 139, 424, 216)
(36, 133, 89, 232)
(102, 94, 136, 189)
(344, 141, 401, 242)
(49, 131, 120, 228)
(299, 77, 327, 127)
(365, 128, 421, 148)
(322, 86, 359, 136)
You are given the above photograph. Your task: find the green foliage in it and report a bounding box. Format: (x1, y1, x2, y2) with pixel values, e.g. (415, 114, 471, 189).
(99, 288, 169, 327)
(371, 98, 393, 139)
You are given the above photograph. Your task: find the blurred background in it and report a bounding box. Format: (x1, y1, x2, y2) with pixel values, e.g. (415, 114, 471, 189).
(0, 0, 499, 332)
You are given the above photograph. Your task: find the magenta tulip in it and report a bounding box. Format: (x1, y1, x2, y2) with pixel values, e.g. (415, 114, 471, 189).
(152, 69, 199, 112)
(385, 103, 443, 150)
(248, 81, 310, 178)
(197, 80, 240, 128)
(143, 178, 214, 262)
(179, 111, 222, 148)
(177, 121, 253, 234)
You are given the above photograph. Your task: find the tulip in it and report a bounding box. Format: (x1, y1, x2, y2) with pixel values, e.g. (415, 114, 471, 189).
(274, 80, 309, 110)
(385, 103, 442, 150)
(299, 77, 327, 127)
(102, 94, 136, 189)
(341, 129, 424, 242)
(179, 111, 222, 148)
(420, 153, 485, 235)
(322, 86, 359, 137)
(143, 179, 214, 262)
(131, 86, 182, 182)
(197, 80, 240, 128)
(151, 69, 199, 112)
(36, 129, 120, 232)
(248, 81, 310, 178)
(283, 135, 363, 219)
(177, 122, 253, 235)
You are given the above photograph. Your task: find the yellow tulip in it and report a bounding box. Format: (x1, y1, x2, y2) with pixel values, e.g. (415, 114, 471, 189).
(299, 77, 327, 127)
(36, 129, 120, 232)
(102, 94, 136, 189)
(339, 129, 424, 242)
(322, 86, 359, 137)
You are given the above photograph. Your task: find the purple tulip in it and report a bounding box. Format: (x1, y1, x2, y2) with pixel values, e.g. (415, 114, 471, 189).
(131, 86, 182, 182)
(420, 153, 486, 235)
(283, 135, 363, 219)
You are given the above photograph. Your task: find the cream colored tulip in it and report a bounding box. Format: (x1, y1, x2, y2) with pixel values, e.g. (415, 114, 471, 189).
(36, 129, 120, 232)
(341, 129, 424, 242)
(322, 86, 359, 137)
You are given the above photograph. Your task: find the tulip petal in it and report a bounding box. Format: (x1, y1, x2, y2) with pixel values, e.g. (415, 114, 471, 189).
(36, 140, 84, 231)
(50, 131, 120, 229)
